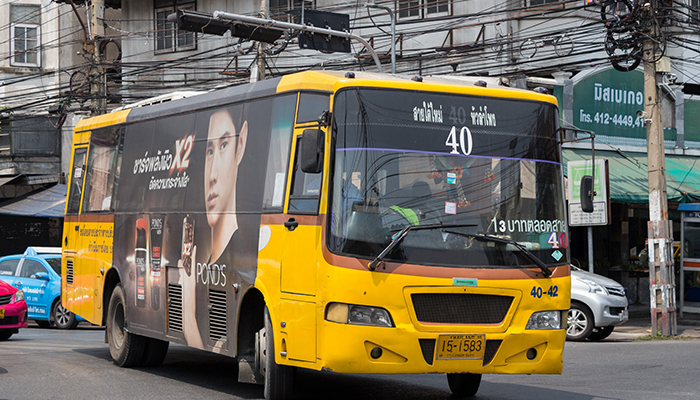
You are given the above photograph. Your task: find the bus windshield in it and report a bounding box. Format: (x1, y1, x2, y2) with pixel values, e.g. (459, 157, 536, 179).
(329, 87, 567, 269)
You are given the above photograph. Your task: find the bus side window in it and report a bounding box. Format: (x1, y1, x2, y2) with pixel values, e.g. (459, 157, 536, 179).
(288, 137, 321, 214)
(81, 127, 121, 213)
(297, 93, 330, 124)
(66, 147, 87, 215)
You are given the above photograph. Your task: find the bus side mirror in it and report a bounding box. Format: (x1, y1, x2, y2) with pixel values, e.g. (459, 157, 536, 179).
(301, 129, 324, 174)
(580, 175, 594, 213)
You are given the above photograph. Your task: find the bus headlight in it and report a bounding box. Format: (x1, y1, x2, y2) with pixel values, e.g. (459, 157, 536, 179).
(526, 311, 564, 330)
(326, 303, 394, 327)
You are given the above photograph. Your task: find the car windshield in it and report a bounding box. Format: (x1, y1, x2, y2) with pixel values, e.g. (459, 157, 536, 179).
(44, 257, 62, 275)
(328, 88, 568, 269)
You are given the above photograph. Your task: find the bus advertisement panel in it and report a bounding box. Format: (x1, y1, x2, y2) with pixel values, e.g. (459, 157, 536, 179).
(112, 98, 288, 351)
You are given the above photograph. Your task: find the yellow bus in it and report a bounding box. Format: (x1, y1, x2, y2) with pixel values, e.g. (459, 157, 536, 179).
(62, 71, 570, 399)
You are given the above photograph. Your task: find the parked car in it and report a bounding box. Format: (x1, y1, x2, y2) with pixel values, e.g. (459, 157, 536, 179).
(0, 247, 83, 329)
(0, 279, 28, 340)
(567, 265, 629, 341)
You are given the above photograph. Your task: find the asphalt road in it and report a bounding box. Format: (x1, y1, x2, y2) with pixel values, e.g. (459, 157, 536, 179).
(1, 323, 699, 400)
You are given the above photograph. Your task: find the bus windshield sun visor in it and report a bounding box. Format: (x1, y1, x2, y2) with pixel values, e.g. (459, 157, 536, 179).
(368, 223, 477, 271)
(442, 230, 552, 277)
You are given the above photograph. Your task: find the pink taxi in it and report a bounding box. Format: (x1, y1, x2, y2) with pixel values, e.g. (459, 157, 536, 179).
(0, 279, 28, 340)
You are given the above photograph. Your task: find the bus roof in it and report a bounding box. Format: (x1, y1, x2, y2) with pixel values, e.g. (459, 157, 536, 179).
(74, 71, 558, 132)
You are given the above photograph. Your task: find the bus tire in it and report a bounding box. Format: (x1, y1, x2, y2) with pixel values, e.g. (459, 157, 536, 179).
(107, 284, 145, 367)
(140, 337, 170, 367)
(262, 306, 294, 400)
(447, 372, 482, 397)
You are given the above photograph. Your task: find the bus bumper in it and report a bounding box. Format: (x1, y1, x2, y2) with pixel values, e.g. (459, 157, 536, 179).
(314, 322, 565, 375)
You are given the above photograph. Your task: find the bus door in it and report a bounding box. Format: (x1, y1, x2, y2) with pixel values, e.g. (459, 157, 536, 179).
(278, 92, 328, 363)
(63, 146, 87, 319)
(279, 134, 323, 363)
(76, 127, 121, 322)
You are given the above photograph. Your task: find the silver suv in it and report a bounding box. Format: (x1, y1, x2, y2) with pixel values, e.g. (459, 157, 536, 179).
(567, 266, 629, 341)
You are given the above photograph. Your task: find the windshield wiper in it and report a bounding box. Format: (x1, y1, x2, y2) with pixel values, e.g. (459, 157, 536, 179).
(443, 230, 552, 278)
(367, 223, 476, 271)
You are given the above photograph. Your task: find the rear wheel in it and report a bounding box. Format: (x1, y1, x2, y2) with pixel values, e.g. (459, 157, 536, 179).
(107, 285, 145, 367)
(447, 373, 482, 397)
(0, 330, 13, 341)
(140, 337, 170, 367)
(52, 300, 78, 329)
(588, 326, 615, 341)
(261, 306, 294, 400)
(567, 303, 594, 341)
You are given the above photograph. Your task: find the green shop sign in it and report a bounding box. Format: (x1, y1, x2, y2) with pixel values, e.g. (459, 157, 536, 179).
(573, 68, 646, 139)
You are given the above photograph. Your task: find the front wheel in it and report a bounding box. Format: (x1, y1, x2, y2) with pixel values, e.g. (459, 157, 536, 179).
(0, 330, 13, 341)
(107, 285, 145, 367)
(447, 373, 482, 398)
(261, 306, 294, 400)
(53, 300, 78, 329)
(567, 303, 594, 341)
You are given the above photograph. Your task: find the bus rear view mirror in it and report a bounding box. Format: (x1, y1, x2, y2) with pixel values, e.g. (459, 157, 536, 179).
(580, 175, 594, 213)
(301, 129, 324, 174)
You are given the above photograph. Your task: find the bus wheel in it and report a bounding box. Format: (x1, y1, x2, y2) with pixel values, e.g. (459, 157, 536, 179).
(261, 306, 294, 400)
(447, 373, 482, 398)
(140, 337, 170, 367)
(52, 300, 78, 329)
(107, 285, 145, 367)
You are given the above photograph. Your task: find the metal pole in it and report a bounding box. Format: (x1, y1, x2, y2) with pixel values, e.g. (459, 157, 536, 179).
(212, 10, 384, 72)
(643, 0, 676, 336)
(365, 2, 395, 74)
(89, 0, 106, 116)
(256, 0, 268, 81)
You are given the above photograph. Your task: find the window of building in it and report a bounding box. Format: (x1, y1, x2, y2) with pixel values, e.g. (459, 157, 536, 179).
(398, 0, 450, 19)
(10, 5, 41, 67)
(269, 0, 316, 22)
(691, 0, 700, 23)
(155, 0, 196, 54)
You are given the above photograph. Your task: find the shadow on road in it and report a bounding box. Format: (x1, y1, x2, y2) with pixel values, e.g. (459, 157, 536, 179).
(68, 342, 615, 400)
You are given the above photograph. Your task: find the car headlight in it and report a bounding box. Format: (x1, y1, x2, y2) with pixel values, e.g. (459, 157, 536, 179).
(326, 303, 394, 327)
(577, 277, 609, 295)
(526, 311, 564, 330)
(14, 290, 25, 303)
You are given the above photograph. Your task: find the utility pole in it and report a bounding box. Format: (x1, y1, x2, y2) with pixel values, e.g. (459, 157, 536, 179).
(642, 0, 676, 336)
(254, 0, 268, 82)
(88, 0, 107, 115)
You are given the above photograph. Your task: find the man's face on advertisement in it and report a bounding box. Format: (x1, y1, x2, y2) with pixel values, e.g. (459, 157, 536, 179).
(205, 110, 247, 228)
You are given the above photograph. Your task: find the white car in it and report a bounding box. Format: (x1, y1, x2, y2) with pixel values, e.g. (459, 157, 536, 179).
(567, 266, 629, 341)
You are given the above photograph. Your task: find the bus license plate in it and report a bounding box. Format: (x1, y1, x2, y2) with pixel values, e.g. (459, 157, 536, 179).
(436, 334, 485, 360)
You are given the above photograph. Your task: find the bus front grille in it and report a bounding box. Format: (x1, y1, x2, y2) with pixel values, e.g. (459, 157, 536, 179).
(411, 293, 513, 324)
(208, 289, 227, 342)
(167, 284, 183, 333)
